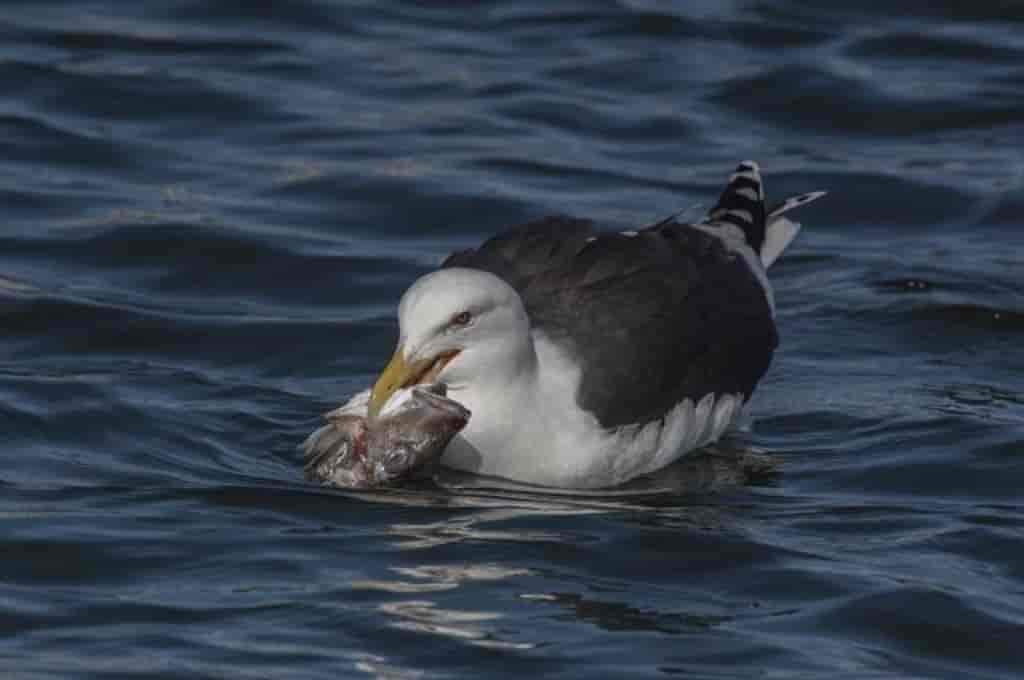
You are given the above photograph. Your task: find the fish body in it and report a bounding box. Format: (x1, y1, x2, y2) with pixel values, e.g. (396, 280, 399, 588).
(302, 384, 470, 488)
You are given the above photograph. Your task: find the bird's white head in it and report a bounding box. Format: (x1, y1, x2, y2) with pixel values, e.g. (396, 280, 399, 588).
(368, 267, 535, 418)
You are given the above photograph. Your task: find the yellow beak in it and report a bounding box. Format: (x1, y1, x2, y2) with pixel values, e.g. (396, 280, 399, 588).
(368, 345, 461, 419)
(369, 346, 414, 419)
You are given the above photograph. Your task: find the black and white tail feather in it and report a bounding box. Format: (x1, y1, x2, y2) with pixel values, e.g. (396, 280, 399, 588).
(704, 161, 826, 269)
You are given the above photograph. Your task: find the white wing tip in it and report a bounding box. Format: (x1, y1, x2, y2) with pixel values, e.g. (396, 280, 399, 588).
(760, 217, 801, 269)
(759, 189, 826, 268)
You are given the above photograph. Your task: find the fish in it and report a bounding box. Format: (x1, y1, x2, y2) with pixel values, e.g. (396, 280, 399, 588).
(302, 383, 470, 489)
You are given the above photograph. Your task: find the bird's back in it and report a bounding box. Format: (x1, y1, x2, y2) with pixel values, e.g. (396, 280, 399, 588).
(443, 212, 777, 428)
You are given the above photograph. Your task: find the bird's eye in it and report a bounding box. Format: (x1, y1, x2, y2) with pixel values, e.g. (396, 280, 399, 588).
(451, 311, 472, 326)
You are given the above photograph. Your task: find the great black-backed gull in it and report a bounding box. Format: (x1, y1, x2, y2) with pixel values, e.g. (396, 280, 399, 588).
(354, 161, 824, 488)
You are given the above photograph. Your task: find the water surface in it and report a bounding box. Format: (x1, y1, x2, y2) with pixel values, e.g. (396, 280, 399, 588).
(2, 2, 1023, 677)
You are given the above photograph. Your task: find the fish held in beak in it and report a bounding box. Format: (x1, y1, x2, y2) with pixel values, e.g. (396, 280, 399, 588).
(302, 384, 470, 489)
(368, 346, 460, 419)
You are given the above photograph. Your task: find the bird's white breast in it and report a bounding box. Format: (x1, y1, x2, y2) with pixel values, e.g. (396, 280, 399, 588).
(440, 331, 743, 488)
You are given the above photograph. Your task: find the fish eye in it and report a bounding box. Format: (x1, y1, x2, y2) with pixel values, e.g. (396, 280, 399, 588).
(450, 311, 472, 326)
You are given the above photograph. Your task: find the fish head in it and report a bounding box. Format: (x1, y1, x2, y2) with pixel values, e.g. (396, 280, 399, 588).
(368, 385, 470, 482)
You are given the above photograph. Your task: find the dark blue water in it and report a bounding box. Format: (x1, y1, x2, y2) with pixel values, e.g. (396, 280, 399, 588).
(2, 2, 1023, 677)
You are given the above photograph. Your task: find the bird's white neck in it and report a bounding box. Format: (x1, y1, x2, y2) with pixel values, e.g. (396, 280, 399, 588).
(440, 326, 545, 476)
(441, 327, 614, 485)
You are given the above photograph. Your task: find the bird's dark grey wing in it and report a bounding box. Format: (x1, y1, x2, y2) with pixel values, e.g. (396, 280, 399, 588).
(442, 216, 777, 429)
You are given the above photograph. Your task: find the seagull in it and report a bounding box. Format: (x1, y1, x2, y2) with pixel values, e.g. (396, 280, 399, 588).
(352, 162, 824, 488)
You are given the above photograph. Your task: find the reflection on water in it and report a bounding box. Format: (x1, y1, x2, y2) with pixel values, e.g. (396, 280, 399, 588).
(378, 600, 533, 651)
(357, 445, 773, 549)
(353, 654, 425, 680)
(353, 563, 532, 594)
(357, 561, 539, 654)
(385, 507, 583, 550)
(340, 473, 763, 668)
(524, 591, 729, 635)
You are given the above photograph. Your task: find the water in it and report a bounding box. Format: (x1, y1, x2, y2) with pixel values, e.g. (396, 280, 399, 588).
(2, 2, 1023, 677)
